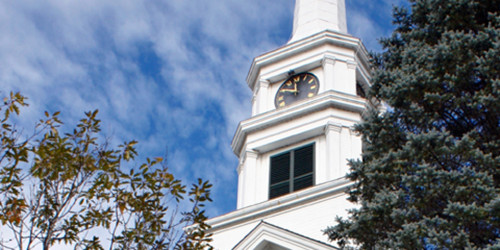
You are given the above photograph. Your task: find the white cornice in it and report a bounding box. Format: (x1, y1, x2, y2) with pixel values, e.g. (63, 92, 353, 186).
(231, 90, 366, 157)
(206, 178, 352, 233)
(246, 30, 370, 91)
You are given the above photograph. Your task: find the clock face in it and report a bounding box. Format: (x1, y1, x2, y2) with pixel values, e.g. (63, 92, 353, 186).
(275, 73, 319, 108)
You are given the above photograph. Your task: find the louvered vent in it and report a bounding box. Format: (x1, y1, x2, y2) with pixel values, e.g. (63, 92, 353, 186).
(269, 144, 314, 199)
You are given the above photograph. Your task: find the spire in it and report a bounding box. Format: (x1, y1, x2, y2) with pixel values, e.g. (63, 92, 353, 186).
(289, 0, 347, 43)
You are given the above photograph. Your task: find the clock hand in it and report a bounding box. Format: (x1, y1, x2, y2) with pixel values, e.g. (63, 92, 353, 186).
(280, 83, 299, 92)
(280, 88, 298, 93)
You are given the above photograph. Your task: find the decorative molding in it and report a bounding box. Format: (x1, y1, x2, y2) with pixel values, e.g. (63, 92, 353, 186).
(354, 57, 371, 85)
(249, 126, 323, 155)
(240, 150, 258, 167)
(232, 90, 366, 156)
(206, 178, 352, 232)
(259, 78, 270, 89)
(322, 54, 336, 67)
(251, 93, 258, 102)
(325, 122, 342, 135)
(233, 221, 337, 250)
(247, 30, 370, 91)
(347, 60, 357, 69)
(256, 78, 270, 114)
(237, 151, 248, 174)
(245, 150, 259, 161)
(254, 78, 270, 96)
(256, 50, 358, 87)
(237, 163, 244, 175)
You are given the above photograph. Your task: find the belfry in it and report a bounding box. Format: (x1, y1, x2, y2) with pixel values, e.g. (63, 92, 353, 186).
(206, 0, 371, 248)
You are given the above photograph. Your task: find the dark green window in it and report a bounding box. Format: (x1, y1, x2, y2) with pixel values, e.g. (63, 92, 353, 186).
(269, 144, 314, 199)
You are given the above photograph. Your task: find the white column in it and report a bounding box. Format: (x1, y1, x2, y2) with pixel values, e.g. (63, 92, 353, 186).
(325, 122, 342, 181)
(322, 55, 336, 92)
(258, 79, 270, 114)
(236, 162, 245, 209)
(346, 60, 357, 95)
(254, 156, 267, 203)
(339, 126, 352, 176)
(251, 93, 258, 116)
(333, 60, 357, 95)
(241, 150, 258, 208)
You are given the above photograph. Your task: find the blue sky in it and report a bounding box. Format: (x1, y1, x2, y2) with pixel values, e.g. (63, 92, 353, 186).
(1, 0, 405, 217)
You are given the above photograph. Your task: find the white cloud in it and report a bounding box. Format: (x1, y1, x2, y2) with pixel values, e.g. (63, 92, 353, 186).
(0, 1, 395, 236)
(346, 0, 405, 52)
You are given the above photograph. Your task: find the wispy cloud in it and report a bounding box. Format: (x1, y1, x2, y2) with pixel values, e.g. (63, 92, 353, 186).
(1, 0, 394, 217)
(346, 0, 406, 51)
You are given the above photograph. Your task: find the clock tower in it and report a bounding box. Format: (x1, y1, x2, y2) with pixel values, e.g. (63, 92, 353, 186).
(206, 0, 371, 248)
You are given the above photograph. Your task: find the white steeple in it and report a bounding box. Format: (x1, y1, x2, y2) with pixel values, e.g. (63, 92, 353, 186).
(289, 0, 348, 43)
(205, 1, 371, 248)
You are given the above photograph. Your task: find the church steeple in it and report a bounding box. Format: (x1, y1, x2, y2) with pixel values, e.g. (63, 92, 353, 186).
(206, 1, 372, 248)
(289, 0, 347, 43)
(233, 0, 370, 209)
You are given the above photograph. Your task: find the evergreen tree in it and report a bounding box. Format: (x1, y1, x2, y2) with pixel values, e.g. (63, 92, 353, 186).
(325, 0, 499, 248)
